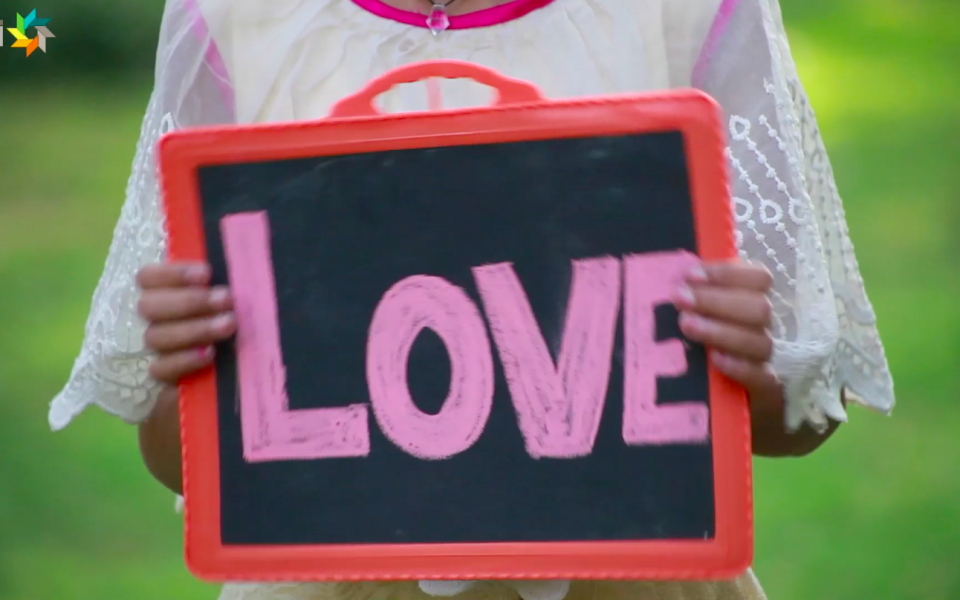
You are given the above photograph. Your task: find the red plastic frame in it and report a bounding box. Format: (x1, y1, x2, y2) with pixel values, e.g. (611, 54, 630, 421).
(159, 61, 752, 584)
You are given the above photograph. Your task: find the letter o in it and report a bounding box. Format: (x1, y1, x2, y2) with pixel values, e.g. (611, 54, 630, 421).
(366, 275, 494, 459)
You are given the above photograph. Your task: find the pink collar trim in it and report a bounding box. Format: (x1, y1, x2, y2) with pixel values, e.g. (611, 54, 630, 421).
(350, 0, 556, 29)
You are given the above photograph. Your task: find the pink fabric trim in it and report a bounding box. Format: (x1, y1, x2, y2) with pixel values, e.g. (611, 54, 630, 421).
(691, 0, 742, 89)
(183, 0, 236, 121)
(350, 0, 556, 30)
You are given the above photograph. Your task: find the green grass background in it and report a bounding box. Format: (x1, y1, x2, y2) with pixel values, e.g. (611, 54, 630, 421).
(1, 0, 957, 598)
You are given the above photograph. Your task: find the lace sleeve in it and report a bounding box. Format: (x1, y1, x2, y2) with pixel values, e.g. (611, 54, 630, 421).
(47, 94, 168, 430)
(692, 0, 894, 430)
(49, 0, 235, 430)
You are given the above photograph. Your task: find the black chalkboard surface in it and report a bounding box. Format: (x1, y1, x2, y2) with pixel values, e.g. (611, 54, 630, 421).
(160, 61, 751, 583)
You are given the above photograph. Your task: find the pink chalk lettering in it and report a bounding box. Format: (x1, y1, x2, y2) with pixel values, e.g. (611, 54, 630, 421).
(367, 275, 495, 460)
(221, 211, 370, 463)
(473, 258, 621, 458)
(622, 251, 710, 445)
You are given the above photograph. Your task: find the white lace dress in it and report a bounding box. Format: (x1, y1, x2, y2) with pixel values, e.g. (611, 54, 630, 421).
(49, 0, 895, 598)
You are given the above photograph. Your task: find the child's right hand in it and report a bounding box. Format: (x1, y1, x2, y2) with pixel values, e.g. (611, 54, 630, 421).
(137, 261, 236, 384)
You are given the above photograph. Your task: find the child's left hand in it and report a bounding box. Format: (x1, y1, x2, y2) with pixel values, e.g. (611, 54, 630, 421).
(672, 261, 781, 409)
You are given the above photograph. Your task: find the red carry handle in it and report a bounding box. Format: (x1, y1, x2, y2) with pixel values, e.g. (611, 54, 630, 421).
(327, 60, 546, 119)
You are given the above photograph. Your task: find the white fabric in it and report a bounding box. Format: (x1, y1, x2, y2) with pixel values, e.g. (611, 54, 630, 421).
(418, 581, 570, 600)
(49, 0, 895, 598)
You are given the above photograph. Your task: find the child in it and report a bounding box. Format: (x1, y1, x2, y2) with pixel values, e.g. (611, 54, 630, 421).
(50, 0, 895, 598)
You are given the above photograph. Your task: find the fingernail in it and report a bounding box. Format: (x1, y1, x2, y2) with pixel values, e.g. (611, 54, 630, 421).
(673, 285, 696, 307)
(687, 264, 708, 282)
(679, 311, 700, 332)
(711, 351, 739, 372)
(184, 264, 209, 284)
(210, 287, 230, 306)
(211, 313, 234, 332)
(197, 346, 215, 359)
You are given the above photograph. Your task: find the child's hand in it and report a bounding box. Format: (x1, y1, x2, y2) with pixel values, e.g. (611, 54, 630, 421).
(137, 262, 236, 384)
(672, 261, 781, 406)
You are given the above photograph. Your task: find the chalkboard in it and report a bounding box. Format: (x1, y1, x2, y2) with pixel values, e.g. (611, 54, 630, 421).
(160, 61, 751, 583)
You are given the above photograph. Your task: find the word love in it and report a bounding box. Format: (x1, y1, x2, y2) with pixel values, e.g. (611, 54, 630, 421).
(222, 212, 709, 464)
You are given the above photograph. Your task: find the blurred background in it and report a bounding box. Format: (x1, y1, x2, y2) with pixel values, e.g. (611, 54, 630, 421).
(1, 0, 957, 598)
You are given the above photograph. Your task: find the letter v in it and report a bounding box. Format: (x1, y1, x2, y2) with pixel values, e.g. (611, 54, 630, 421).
(472, 258, 620, 458)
